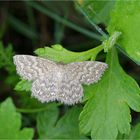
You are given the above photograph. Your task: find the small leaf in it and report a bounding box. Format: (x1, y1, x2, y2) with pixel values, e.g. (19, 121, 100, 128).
(80, 47, 140, 139)
(37, 106, 87, 139)
(0, 42, 15, 72)
(108, 1, 140, 65)
(15, 79, 32, 92)
(0, 98, 34, 139)
(34, 44, 103, 63)
(0, 42, 19, 86)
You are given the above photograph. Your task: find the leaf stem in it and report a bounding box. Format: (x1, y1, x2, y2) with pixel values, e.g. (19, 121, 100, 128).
(16, 103, 61, 113)
(16, 107, 48, 113)
(76, 2, 108, 40)
(103, 31, 122, 52)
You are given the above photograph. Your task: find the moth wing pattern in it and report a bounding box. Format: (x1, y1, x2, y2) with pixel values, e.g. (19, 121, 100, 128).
(13, 55, 56, 81)
(31, 74, 83, 105)
(66, 61, 108, 85)
(31, 77, 59, 103)
(59, 72, 83, 105)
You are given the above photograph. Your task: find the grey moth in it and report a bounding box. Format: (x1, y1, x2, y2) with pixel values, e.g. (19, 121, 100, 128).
(13, 55, 108, 105)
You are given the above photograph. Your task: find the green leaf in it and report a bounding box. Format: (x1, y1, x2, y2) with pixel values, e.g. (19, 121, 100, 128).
(80, 47, 140, 139)
(76, 0, 115, 25)
(108, 1, 140, 65)
(0, 98, 34, 139)
(0, 42, 19, 86)
(15, 79, 32, 92)
(37, 103, 59, 138)
(37, 106, 87, 139)
(0, 42, 15, 72)
(127, 123, 140, 139)
(35, 44, 103, 63)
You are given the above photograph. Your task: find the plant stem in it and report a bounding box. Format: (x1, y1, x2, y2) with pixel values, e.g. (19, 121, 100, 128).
(25, 1, 102, 41)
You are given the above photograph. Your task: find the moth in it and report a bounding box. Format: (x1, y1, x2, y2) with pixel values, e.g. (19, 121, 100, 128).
(13, 55, 108, 105)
